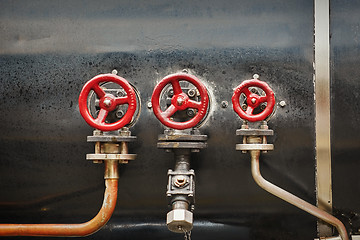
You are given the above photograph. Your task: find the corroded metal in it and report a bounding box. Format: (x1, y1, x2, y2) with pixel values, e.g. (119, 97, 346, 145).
(157, 142, 207, 149)
(236, 144, 274, 151)
(87, 135, 137, 142)
(88, 130, 136, 164)
(236, 129, 274, 136)
(0, 179, 118, 236)
(159, 131, 207, 234)
(158, 134, 207, 141)
(87, 154, 136, 162)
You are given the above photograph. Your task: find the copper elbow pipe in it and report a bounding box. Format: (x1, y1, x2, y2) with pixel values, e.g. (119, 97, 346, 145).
(250, 150, 349, 240)
(0, 161, 118, 237)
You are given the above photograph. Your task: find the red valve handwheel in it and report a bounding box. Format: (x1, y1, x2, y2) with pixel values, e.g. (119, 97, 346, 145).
(78, 74, 137, 131)
(232, 79, 275, 122)
(151, 73, 209, 130)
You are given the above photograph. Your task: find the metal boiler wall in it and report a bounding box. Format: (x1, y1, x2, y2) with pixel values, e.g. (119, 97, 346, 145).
(0, 0, 359, 239)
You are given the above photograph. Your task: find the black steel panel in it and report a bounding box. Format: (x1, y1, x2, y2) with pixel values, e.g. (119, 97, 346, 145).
(0, 0, 318, 239)
(331, 0, 360, 234)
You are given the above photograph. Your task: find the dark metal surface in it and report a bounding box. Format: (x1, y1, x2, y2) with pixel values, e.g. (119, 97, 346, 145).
(0, 0, 327, 239)
(331, 0, 360, 235)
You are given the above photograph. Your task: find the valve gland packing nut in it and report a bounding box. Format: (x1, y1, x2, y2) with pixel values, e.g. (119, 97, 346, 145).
(173, 175, 189, 188)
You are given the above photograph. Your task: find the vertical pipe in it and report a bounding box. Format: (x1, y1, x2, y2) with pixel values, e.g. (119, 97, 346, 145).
(314, 0, 333, 236)
(174, 150, 191, 172)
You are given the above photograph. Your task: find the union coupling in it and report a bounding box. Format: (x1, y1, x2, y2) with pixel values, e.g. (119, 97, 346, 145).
(86, 128, 137, 179)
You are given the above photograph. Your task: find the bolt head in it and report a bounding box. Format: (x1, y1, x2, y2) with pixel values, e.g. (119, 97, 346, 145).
(111, 69, 118, 75)
(168, 89, 174, 97)
(279, 100, 286, 107)
(93, 129, 102, 136)
(221, 101, 228, 108)
(251, 98, 256, 104)
(147, 102, 152, 109)
(253, 74, 260, 79)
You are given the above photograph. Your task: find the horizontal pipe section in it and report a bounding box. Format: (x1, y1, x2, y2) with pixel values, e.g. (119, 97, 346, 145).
(0, 161, 118, 237)
(250, 150, 348, 240)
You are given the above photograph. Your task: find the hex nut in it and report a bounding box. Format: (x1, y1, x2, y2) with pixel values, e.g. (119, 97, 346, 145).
(221, 101, 228, 108)
(187, 89, 196, 97)
(166, 209, 193, 233)
(186, 108, 196, 117)
(116, 110, 124, 118)
(279, 100, 286, 107)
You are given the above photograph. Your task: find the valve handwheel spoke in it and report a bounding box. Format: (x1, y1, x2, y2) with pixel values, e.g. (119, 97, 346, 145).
(187, 100, 202, 109)
(114, 96, 130, 105)
(162, 104, 177, 118)
(232, 78, 275, 122)
(95, 108, 109, 124)
(171, 80, 183, 95)
(92, 84, 106, 98)
(151, 73, 209, 130)
(79, 74, 137, 131)
(258, 96, 268, 104)
(242, 87, 252, 97)
(246, 106, 254, 115)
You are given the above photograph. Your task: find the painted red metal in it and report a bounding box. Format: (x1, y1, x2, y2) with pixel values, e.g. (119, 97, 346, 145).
(151, 73, 209, 130)
(232, 79, 275, 122)
(79, 74, 137, 131)
(0, 179, 118, 236)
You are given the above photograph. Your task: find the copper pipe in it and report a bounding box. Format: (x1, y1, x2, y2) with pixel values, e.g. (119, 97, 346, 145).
(0, 161, 118, 237)
(250, 150, 349, 240)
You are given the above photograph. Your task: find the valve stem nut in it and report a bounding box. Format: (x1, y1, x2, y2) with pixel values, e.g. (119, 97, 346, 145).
(174, 175, 188, 188)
